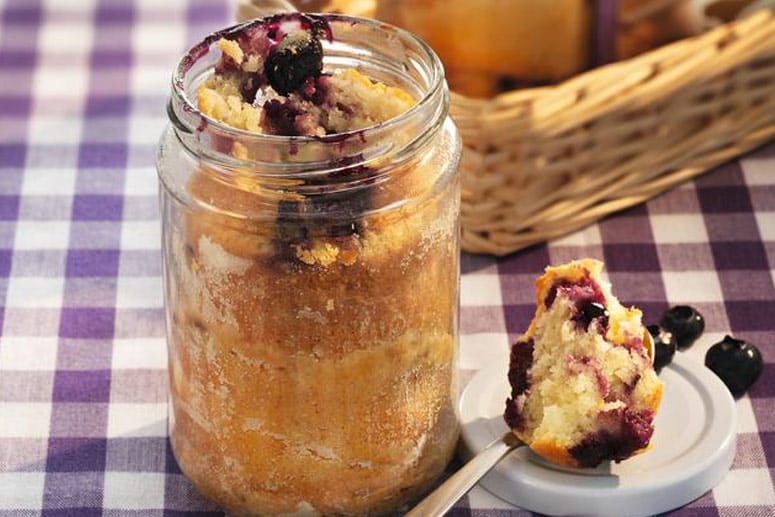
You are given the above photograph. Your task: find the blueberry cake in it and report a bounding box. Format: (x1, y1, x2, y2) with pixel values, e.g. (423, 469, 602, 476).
(505, 259, 663, 468)
(197, 17, 414, 136)
(165, 14, 459, 516)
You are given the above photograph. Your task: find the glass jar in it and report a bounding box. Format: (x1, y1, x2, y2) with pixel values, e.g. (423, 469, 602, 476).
(157, 14, 461, 516)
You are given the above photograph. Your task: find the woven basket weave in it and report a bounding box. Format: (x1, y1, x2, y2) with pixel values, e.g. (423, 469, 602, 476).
(236, 2, 775, 255)
(455, 8, 775, 255)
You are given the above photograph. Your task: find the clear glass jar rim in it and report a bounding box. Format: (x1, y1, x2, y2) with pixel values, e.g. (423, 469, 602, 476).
(168, 13, 447, 155)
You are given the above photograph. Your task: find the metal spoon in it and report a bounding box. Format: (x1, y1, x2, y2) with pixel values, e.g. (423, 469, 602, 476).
(405, 432, 524, 517)
(406, 332, 656, 516)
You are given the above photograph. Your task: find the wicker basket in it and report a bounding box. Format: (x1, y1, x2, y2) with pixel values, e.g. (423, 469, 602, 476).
(236, 2, 775, 255)
(455, 8, 775, 255)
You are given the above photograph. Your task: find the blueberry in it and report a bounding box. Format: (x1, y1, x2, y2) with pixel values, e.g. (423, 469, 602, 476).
(261, 99, 300, 136)
(504, 339, 534, 431)
(660, 305, 705, 349)
(264, 30, 323, 96)
(274, 156, 373, 246)
(578, 302, 608, 331)
(647, 324, 676, 373)
(582, 302, 607, 321)
(239, 75, 262, 104)
(569, 409, 654, 467)
(705, 335, 763, 398)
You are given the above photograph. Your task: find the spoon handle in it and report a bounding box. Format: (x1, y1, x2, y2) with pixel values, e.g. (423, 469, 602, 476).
(406, 432, 523, 517)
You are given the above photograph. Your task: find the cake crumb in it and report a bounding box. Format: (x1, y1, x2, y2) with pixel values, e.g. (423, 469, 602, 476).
(198, 23, 414, 137)
(219, 38, 244, 66)
(293, 241, 340, 267)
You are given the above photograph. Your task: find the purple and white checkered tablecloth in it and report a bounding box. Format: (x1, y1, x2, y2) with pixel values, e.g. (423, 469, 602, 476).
(0, 0, 773, 515)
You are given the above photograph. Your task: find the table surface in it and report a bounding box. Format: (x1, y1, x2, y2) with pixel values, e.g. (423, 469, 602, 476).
(1, 1, 773, 515)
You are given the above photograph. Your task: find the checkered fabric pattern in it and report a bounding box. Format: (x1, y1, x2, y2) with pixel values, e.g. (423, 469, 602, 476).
(0, 0, 773, 515)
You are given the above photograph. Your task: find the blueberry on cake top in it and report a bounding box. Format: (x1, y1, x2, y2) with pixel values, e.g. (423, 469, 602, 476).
(196, 14, 415, 136)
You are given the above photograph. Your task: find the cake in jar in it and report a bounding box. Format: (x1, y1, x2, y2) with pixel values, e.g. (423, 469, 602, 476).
(161, 14, 461, 516)
(504, 259, 663, 468)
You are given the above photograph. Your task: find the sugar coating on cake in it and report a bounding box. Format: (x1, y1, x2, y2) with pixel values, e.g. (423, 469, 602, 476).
(197, 15, 415, 136)
(504, 259, 663, 468)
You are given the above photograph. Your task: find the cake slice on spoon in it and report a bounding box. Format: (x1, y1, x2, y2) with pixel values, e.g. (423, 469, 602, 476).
(505, 259, 663, 468)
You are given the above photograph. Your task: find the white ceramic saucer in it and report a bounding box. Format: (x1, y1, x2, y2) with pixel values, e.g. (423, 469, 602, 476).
(459, 354, 737, 517)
